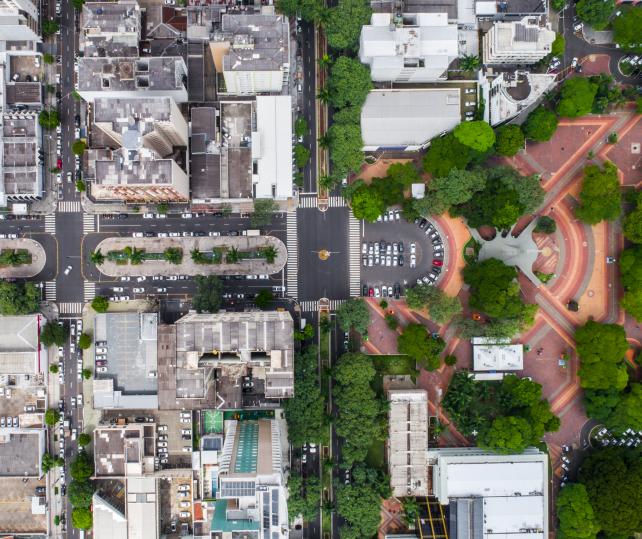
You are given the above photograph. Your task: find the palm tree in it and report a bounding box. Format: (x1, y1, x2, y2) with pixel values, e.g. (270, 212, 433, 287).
(128, 247, 145, 265)
(316, 53, 333, 71)
(315, 6, 332, 28)
(587, 150, 595, 161)
(317, 133, 332, 150)
(321, 455, 336, 469)
(226, 246, 239, 264)
(319, 316, 333, 334)
(316, 87, 331, 106)
(318, 175, 336, 189)
(322, 364, 335, 378)
(612, 95, 627, 111)
(90, 249, 105, 266)
(259, 245, 278, 264)
(1, 251, 19, 267)
(379, 394, 391, 413)
(542, 91, 557, 105)
(190, 248, 201, 262)
(322, 500, 337, 515)
(477, 382, 492, 402)
(164, 247, 182, 265)
(433, 420, 449, 436)
(401, 497, 421, 526)
(460, 54, 480, 76)
(596, 96, 610, 112)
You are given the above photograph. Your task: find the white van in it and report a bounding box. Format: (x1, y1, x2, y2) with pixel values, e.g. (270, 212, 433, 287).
(272, 286, 286, 293)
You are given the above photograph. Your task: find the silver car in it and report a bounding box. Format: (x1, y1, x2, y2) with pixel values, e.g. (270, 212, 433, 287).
(386, 255, 392, 267)
(368, 255, 373, 267)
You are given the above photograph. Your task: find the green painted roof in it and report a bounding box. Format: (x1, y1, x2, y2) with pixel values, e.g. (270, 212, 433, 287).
(210, 499, 261, 532)
(233, 422, 258, 474)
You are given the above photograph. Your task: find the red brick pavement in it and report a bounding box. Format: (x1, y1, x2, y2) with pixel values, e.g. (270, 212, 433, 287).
(533, 232, 560, 274)
(598, 111, 642, 185)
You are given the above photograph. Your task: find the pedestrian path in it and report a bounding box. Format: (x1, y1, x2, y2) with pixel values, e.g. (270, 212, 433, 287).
(84, 282, 95, 302)
(286, 212, 298, 299)
(59, 303, 83, 314)
(298, 196, 317, 209)
(348, 212, 361, 297)
(45, 280, 56, 301)
(299, 299, 347, 312)
(328, 196, 345, 208)
(83, 214, 95, 234)
(58, 201, 82, 213)
(44, 214, 56, 234)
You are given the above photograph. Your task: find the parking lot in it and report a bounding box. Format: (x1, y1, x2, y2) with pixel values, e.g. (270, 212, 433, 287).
(9, 55, 41, 83)
(0, 478, 47, 534)
(361, 214, 448, 297)
(159, 477, 193, 535)
(0, 377, 43, 429)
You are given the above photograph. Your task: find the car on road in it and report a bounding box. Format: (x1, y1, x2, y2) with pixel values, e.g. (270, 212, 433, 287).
(57, 159, 62, 169)
(56, 173, 62, 184)
(363, 284, 368, 297)
(178, 485, 190, 492)
(571, 57, 578, 68)
(386, 255, 391, 266)
(8, 234, 17, 239)
(465, 101, 476, 107)
(410, 254, 416, 268)
(227, 231, 239, 236)
(158, 442, 168, 447)
(178, 275, 189, 280)
(419, 218, 427, 229)
(374, 286, 380, 298)
(67, 172, 72, 183)
(133, 232, 144, 237)
(209, 232, 221, 236)
(64, 265, 72, 275)
(169, 232, 181, 237)
(96, 347, 107, 354)
(362, 242, 367, 254)
(573, 21, 582, 31)
(182, 213, 193, 219)
(433, 260, 443, 266)
(153, 276, 164, 281)
(96, 367, 107, 373)
(120, 276, 131, 281)
(183, 231, 194, 237)
(143, 214, 154, 219)
(133, 288, 144, 293)
(144, 231, 154, 237)
(118, 214, 127, 219)
(137, 276, 147, 282)
(120, 296, 130, 301)
(158, 232, 168, 238)
(167, 276, 178, 280)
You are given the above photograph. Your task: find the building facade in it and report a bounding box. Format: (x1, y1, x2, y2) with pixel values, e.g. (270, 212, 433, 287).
(483, 15, 555, 65)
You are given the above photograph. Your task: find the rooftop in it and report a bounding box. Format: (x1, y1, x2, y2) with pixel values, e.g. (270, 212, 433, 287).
(82, 1, 140, 34)
(0, 428, 44, 477)
(94, 424, 156, 477)
(145, 6, 186, 38)
(191, 107, 222, 201)
(220, 102, 253, 199)
(372, 0, 458, 21)
(0, 315, 41, 375)
(93, 489, 128, 539)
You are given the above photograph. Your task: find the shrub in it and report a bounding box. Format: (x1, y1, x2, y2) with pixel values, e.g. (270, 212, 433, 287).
(444, 355, 458, 366)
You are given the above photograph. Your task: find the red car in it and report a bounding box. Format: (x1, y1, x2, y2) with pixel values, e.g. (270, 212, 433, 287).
(57, 159, 62, 169)
(95, 361, 107, 366)
(433, 260, 443, 266)
(369, 288, 374, 297)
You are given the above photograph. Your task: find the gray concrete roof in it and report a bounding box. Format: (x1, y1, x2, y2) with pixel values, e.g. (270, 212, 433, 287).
(0, 429, 42, 476)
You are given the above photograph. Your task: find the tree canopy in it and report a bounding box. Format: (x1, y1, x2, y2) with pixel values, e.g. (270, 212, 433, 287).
(556, 77, 599, 119)
(386, 161, 422, 189)
(577, 0, 616, 30)
(619, 245, 642, 288)
(326, 0, 372, 51)
(623, 207, 642, 243)
(328, 122, 365, 176)
(495, 125, 525, 157)
(463, 258, 525, 319)
(397, 323, 445, 371)
(350, 185, 386, 222)
(71, 139, 87, 156)
(487, 165, 545, 215)
(71, 508, 93, 530)
(70, 451, 93, 482)
(45, 408, 61, 426)
(613, 8, 642, 53)
(453, 121, 496, 152)
(326, 57, 373, 110)
(421, 133, 474, 178)
(574, 161, 622, 225)
(250, 198, 279, 227)
(0, 281, 39, 315)
(404, 283, 462, 325)
(77, 333, 91, 350)
(556, 483, 600, 539)
(602, 383, 642, 435)
(522, 106, 559, 142)
(39, 322, 69, 348)
(91, 296, 109, 313)
(286, 471, 321, 522)
(534, 215, 557, 235)
(77, 433, 91, 447)
(429, 167, 487, 206)
(335, 298, 371, 334)
(192, 275, 224, 314)
(551, 33, 566, 57)
(583, 387, 621, 423)
(254, 289, 274, 309)
(68, 480, 94, 508)
(460, 177, 525, 230)
(39, 110, 61, 130)
(478, 415, 533, 454)
(42, 19, 60, 37)
(620, 287, 642, 322)
(579, 448, 642, 536)
(370, 176, 405, 206)
(575, 320, 629, 390)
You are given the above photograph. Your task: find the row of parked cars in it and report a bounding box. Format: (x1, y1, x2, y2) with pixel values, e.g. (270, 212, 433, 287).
(132, 231, 239, 238)
(364, 283, 401, 299)
(362, 240, 407, 267)
(596, 426, 642, 448)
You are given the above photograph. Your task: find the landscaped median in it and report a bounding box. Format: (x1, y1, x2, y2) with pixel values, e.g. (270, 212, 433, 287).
(92, 235, 287, 277)
(0, 238, 46, 278)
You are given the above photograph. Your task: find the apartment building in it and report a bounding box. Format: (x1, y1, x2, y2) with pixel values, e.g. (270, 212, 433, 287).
(483, 15, 555, 65)
(0, 0, 40, 42)
(81, 1, 141, 58)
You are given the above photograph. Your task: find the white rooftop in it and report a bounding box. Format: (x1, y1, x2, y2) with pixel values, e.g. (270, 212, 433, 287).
(473, 344, 523, 371)
(446, 461, 543, 497)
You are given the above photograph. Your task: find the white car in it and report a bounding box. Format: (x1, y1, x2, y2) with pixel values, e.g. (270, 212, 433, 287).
(64, 265, 73, 275)
(465, 101, 476, 107)
(167, 276, 178, 281)
(121, 276, 131, 282)
(158, 425, 168, 431)
(70, 343, 75, 354)
(246, 275, 258, 280)
(137, 276, 147, 282)
(133, 231, 144, 237)
(71, 325, 76, 336)
(180, 512, 191, 518)
(178, 485, 190, 492)
(157, 441, 168, 448)
(78, 395, 83, 407)
(96, 367, 107, 372)
(158, 233, 168, 238)
(571, 57, 578, 68)
(209, 232, 221, 237)
(180, 501, 191, 508)
(183, 231, 194, 237)
(77, 320, 82, 332)
(157, 288, 167, 293)
(374, 286, 380, 298)
(410, 254, 416, 268)
(182, 213, 193, 219)
(169, 232, 181, 237)
(56, 174, 62, 184)
(362, 242, 367, 254)
(113, 287, 123, 292)
(386, 255, 391, 267)
(143, 214, 154, 219)
(120, 296, 130, 301)
(133, 288, 144, 293)
(77, 359, 83, 370)
(156, 214, 167, 219)
(258, 274, 269, 279)
(410, 242, 416, 255)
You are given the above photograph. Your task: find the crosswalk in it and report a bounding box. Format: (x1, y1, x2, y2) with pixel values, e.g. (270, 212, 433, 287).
(286, 212, 298, 299)
(45, 280, 56, 301)
(44, 214, 56, 234)
(58, 201, 82, 212)
(59, 303, 83, 314)
(348, 212, 361, 297)
(84, 282, 95, 302)
(328, 196, 346, 208)
(298, 196, 317, 209)
(328, 299, 346, 310)
(299, 299, 346, 312)
(83, 214, 95, 234)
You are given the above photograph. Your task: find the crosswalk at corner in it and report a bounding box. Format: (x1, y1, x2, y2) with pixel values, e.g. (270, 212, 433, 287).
(286, 212, 298, 299)
(57, 201, 82, 213)
(299, 299, 346, 313)
(84, 282, 96, 302)
(44, 215, 56, 234)
(348, 212, 361, 297)
(328, 196, 345, 208)
(83, 214, 95, 234)
(298, 196, 317, 209)
(45, 281, 56, 301)
(59, 303, 83, 314)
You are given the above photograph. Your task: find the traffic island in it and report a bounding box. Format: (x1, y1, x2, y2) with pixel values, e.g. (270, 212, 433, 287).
(0, 238, 46, 278)
(93, 236, 287, 277)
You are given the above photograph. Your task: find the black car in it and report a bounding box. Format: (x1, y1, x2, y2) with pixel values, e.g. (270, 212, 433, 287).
(398, 255, 404, 266)
(182, 435, 191, 440)
(363, 284, 368, 297)
(25, 75, 31, 82)
(35, 487, 46, 494)
(398, 241, 404, 253)
(76, 171, 82, 182)
(379, 240, 385, 252)
(61, 485, 66, 496)
(221, 275, 231, 280)
(75, 115, 80, 127)
(243, 388, 253, 393)
(194, 231, 205, 236)
(213, 213, 224, 218)
(134, 417, 146, 423)
(419, 218, 428, 229)
(144, 231, 154, 237)
(56, 91, 62, 99)
(432, 237, 441, 245)
(118, 214, 127, 219)
(234, 275, 244, 280)
(394, 282, 401, 295)
(227, 231, 238, 236)
(433, 266, 441, 274)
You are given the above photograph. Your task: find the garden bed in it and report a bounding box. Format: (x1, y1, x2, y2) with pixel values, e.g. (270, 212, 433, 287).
(0, 248, 32, 267)
(462, 237, 481, 265)
(534, 271, 554, 284)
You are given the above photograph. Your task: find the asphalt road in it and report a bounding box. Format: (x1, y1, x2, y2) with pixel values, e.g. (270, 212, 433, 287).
(300, 20, 319, 194)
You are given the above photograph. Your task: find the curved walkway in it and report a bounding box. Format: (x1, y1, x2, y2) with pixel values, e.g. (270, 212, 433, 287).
(94, 236, 287, 277)
(0, 238, 47, 278)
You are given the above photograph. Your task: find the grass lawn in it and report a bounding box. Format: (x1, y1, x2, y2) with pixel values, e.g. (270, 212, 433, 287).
(322, 513, 332, 535)
(364, 438, 385, 471)
(369, 355, 417, 394)
(320, 332, 329, 361)
(462, 237, 481, 265)
(534, 271, 554, 284)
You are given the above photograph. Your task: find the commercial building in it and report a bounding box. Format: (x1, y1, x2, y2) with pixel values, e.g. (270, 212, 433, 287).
(472, 338, 524, 371)
(359, 13, 458, 82)
(388, 389, 428, 497)
(0, 315, 48, 376)
(0, 0, 40, 41)
(93, 423, 157, 478)
(427, 447, 548, 538)
(88, 97, 189, 202)
(475, 0, 545, 21)
(0, 426, 46, 476)
(482, 15, 555, 65)
(361, 89, 461, 152)
(81, 1, 141, 58)
(210, 13, 290, 96)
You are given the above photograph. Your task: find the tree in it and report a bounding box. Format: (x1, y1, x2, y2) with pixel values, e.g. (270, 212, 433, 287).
(370, 176, 405, 206)
(603, 383, 642, 435)
(254, 289, 274, 309)
(294, 117, 308, 138)
(77, 333, 91, 350)
(401, 497, 421, 526)
(192, 275, 224, 314)
(70, 451, 93, 482)
(461, 177, 525, 230)
(523, 107, 559, 142)
(251, 198, 279, 228)
(43, 52, 55, 64)
(386, 161, 421, 189)
(42, 20, 60, 37)
(45, 408, 61, 426)
(402, 197, 421, 222)
(430, 167, 487, 206)
(71, 508, 93, 530)
(294, 324, 315, 341)
(68, 480, 94, 508)
(575, 320, 629, 390)
(75, 179, 86, 192)
(77, 433, 91, 447)
(577, 0, 616, 30)
(495, 125, 524, 157)
(72, 90, 82, 101)
(579, 448, 642, 536)
(326, 56, 373, 109)
(478, 415, 533, 454)
(335, 298, 371, 333)
(623, 205, 642, 243)
(533, 215, 557, 234)
(502, 374, 543, 406)
(463, 258, 525, 319)
(620, 287, 642, 322)
(42, 453, 55, 473)
(557, 484, 600, 539)
(414, 191, 450, 217)
(397, 323, 445, 371)
(319, 315, 333, 335)
(283, 346, 325, 446)
(422, 133, 472, 177)
(316, 86, 332, 106)
(460, 54, 481, 75)
(350, 185, 386, 222)
(91, 296, 109, 313)
(583, 387, 621, 422)
(156, 203, 168, 215)
(286, 471, 321, 521)
(574, 162, 622, 225)
(453, 121, 496, 152)
(487, 165, 545, 215)
(39, 322, 69, 347)
(294, 144, 310, 168)
(317, 54, 333, 71)
(90, 249, 105, 266)
(551, 33, 565, 57)
(385, 313, 399, 330)
(404, 283, 462, 325)
(444, 354, 457, 366)
(71, 139, 87, 156)
(619, 246, 642, 289)
(327, 122, 364, 174)
(259, 245, 279, 264)
(82, 369, 92, 380)
(163, 247, 182, 265)
(318, 175, 336, 189)
(226, 246, 239, 265)
(613, 8, 642, 52)
(50, 364, 59, 374)
(39, 110, 61, 130)
(556, 77, 599, 119)
(326, 0, 373, 52)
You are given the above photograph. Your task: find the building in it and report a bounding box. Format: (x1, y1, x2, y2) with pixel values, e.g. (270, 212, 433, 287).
(0, 110, 43, 206)
(475, 0, 545, 21)
(427, 447, 548, 538)
(88, 97, 189, 202)
(359, 13, 458, 82)
(212, 418, 288, 539)
(361, 89, 461, 152)
(483, 15, 555, 65)
(93, 488, 128, 539)
(388, 389, 428, 497)
(77, 56, 188, 104)
(472, 338, 524, 371)
(0, 315, 48, 376)
(0, 427, 46, 477)
(81, 1, 141, 58)
(0, 0, 40, 41)
(210, 14, 290, 96)
(93, 423, 157, 477)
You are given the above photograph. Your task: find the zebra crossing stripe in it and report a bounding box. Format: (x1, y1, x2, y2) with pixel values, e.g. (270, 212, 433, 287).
(58, 201, 82, 213)
(44, 215, 56, 234)
(299, 301, 319, 312)
(84, 282, 96, 302)
(328, 197, 345, 208)
(298, 196, 317, 209)
(83, 214, 95, 233)
(45, 281, 56, 301)
(348, 212, 361, 297)
(59, 303, 83, 314)
(286, 212, 298, 299)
